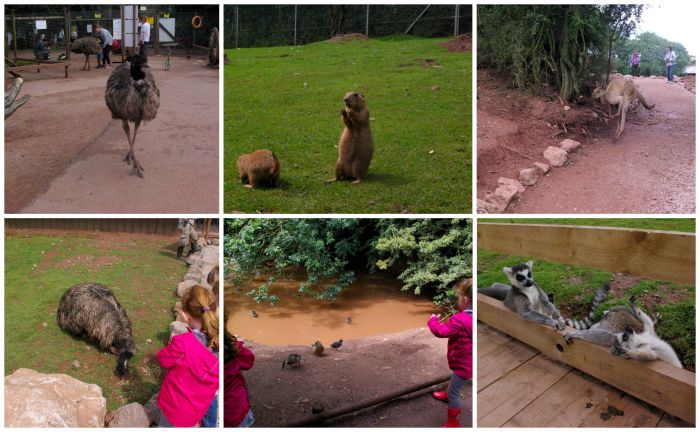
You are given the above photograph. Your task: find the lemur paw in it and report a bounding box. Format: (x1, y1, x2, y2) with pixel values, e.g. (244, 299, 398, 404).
(553, 321, 565, 331)
(563, 333, 574, 345)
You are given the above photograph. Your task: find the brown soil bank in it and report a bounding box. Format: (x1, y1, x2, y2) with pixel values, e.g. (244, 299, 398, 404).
(477, 70, 695, 213)
(238, 328, 472, 427)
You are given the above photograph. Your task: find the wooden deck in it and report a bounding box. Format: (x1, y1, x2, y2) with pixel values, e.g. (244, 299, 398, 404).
(477, 323, 692, 428)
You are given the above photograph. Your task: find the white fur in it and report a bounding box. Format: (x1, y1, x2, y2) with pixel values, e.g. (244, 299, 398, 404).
(617, 307, 682, 368)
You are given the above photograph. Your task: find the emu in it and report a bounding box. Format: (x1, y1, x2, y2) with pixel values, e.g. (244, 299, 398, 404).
(57, 283, 136, 376)
(104, 55, 160, 177)
(70, 37, 100, 71)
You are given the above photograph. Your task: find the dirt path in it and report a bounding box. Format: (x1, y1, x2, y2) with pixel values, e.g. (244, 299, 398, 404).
(239, 328, 472, 427)
(478, 74, 695, 214)
(5, 55, 218, 213)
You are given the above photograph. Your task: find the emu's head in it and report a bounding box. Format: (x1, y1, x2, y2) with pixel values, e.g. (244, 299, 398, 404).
(129, 54, 150, 81)
(114, 337, 136, 376)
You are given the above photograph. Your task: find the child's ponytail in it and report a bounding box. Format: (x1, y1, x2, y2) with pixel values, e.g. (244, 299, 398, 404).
(182, 285, 219, 352)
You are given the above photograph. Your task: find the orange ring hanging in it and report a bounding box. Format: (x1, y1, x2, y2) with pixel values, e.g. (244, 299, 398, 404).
(192, 15, 203, 29)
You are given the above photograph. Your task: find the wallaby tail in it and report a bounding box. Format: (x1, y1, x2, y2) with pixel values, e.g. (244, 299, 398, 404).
(563, 284, 610, 330)
(477, 283, 510, 301)
(637, 91, 655, 109)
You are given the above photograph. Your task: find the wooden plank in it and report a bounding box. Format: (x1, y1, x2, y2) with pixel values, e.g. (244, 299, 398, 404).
(478, 325, 538, 391)
(478, 354, 571, 427)
(579, 392, 664, 428)
(504, 368, 661, 427)
(477, 323, 513, 359)
(657, 413, 694, 428)
(478, 294, 696, 424)
(478, 223, 695, 285)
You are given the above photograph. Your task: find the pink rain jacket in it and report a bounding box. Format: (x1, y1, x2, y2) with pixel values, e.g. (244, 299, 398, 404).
(224, 340, 255, 427)
(428, 310, 473, 379)
(157, 331, 219, 427)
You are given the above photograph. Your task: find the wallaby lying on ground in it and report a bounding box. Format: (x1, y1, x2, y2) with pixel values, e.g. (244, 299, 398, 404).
(592, 78, 655, 140)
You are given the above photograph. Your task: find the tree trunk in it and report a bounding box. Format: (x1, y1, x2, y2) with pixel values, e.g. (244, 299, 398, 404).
(329, 6, 346, 37)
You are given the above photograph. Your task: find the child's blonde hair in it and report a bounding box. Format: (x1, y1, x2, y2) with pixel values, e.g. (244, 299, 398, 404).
(454, 278, 472, 301)
(182, 285, 219, 352)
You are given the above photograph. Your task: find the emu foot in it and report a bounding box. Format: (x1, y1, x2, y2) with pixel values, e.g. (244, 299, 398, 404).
(131, 159, 145, 178)
(124, 151, 133, 164)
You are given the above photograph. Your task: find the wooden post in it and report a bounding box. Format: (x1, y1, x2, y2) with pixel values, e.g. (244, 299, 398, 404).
(203, 219, 211, 244)
(12, 11, 18, 62)
(64, 6, 70, 60)
(154, 12, 159, 55)
(478, 223, 695, 285)
(478, 294, 696, 424)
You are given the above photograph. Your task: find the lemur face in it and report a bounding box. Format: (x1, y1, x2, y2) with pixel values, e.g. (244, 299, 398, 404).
(503, 260, 534, 288)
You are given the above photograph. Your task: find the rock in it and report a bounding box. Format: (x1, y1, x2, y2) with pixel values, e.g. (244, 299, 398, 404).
(518, 168, 538, 186)
(72, 360, 81, 369)
(185, 255, 202, 267)
(476, 198, 499, 214)
(483, 178, 525, 213)
(533, 162, 550, 174)
(105, 402, 149, 428)
(177, 279, 198, 297)
(211, 238, 219, 246)
(142, 393, 160, 425)
(41, 322, 48, 328)
(559, 138, 581, 152)
(199, 245, 219, 266)
(543, 146, 568, 167)
(170, 321, 189, 337)
(183, 269, 203, 283)
(4, 368, 106, 427)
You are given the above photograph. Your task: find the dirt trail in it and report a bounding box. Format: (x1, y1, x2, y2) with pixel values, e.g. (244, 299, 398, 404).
(478, 74, 695, 214)
(5, 55, 218, 213)
(237, 328, 472, 427)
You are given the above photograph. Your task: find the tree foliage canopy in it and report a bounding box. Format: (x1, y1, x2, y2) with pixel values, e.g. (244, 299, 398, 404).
(224, 219, 472, 309)
(478, 5, 649, 100)
(614, 32, 691, 77)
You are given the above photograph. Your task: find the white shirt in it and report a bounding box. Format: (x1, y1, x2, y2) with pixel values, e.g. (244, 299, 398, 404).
(140, 21, 150, 43)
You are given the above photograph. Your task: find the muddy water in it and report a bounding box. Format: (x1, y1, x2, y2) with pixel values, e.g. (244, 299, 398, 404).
(225, 271, 437, 346)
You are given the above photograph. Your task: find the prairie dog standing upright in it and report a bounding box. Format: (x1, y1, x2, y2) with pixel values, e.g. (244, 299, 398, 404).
(327, 92, 373, 185)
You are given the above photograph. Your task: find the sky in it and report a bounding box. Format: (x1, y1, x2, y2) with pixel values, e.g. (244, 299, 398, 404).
(636, 2, 700, 56)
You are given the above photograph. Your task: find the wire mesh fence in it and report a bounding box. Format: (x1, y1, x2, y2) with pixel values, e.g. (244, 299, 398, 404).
(224, 4, 472, 49)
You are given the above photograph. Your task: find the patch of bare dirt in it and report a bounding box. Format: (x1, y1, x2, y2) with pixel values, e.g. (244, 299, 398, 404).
(477, 69, 695, 213)
(237, 327, 472, 427)
(327, 33, 368, 42)
(442, 34, 471, 53)
(608, 274, 644, 297)
(679, 74, 695, 94)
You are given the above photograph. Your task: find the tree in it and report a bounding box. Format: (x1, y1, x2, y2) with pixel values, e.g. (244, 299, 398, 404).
(329, 5, 346, 37)
(601, 5, 644, 83)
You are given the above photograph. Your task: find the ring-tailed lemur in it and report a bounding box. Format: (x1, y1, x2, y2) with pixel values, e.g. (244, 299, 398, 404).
(564, 295, 682, 368)
(481, 261, 565, 330)
(478, 261, 610, 331)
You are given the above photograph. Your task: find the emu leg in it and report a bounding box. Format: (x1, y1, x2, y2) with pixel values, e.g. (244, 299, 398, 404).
(121, 120, 133, 164)
(130, 119, 144, 178)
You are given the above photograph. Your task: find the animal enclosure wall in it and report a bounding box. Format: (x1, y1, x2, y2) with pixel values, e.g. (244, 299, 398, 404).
(477, 222, 696, 424)
(224, 4, 472, 48)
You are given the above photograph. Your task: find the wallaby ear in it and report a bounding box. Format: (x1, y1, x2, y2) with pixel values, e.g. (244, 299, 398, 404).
(525, 260, 533, 270)
(502, 267, 513, 277)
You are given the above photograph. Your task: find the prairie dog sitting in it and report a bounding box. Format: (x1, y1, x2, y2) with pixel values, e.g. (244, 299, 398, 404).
(327, 92, 373, 185)
(236, 149, 280, 188)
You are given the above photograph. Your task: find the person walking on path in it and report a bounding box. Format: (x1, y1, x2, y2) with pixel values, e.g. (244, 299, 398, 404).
(629, 49, 641, 77)
(665, 45, 677, 83)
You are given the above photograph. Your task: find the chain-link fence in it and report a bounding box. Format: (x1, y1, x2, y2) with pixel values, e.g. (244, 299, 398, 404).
(224, 5, 472, 49)
(5, 5, 218, 60)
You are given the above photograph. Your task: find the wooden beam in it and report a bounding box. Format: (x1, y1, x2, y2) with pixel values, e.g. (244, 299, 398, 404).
(477, 294, 696, 424)
(478, 223, 695, 285)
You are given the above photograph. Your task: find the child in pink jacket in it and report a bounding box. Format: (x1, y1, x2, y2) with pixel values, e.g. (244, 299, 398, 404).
(428, 278, 473, 427)
(224, 328, 255, 427)
(157, 286, 219, 427)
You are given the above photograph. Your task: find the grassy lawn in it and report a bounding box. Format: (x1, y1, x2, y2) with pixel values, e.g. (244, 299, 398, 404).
(224, 35, 471, 213)
(4, 231, 185, 411)
(477, 218, 695, 370)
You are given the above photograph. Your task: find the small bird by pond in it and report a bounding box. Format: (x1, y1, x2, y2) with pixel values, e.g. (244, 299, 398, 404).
(250, 310, 258, 318)
(282, 353, 301, 369)
(311, 341, 324, 356)
(330, 339, 343, 349)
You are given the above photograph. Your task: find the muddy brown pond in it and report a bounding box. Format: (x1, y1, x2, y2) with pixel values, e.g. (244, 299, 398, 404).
(226, 271, 438, 346)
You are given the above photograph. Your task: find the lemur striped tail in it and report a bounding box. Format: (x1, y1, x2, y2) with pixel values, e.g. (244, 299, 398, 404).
(562, 284, 610, 330)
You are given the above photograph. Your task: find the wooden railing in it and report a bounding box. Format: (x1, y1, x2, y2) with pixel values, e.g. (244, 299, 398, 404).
(478, 223, 696, 424)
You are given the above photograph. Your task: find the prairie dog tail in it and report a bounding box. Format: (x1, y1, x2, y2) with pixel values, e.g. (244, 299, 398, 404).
(637, 91, 655, 109)
(563, 284, 610, 330)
